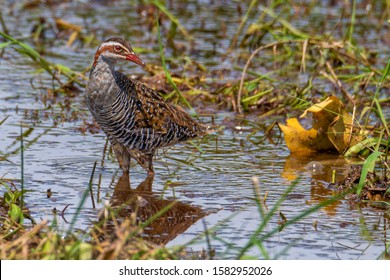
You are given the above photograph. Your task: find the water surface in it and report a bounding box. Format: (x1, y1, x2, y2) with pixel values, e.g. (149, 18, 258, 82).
(0, 0, 389, 259)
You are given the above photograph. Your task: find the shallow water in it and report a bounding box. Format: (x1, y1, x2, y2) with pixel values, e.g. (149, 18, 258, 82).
(0, 1, 389, 259)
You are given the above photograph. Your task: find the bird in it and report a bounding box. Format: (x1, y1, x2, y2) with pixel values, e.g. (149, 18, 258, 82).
(85, 37, 209, 177)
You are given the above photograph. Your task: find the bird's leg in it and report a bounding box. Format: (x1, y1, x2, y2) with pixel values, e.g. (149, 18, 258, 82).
(111, 142, 131, 176)
(128, 150, 154, 177)
(146, 151, 155, 177)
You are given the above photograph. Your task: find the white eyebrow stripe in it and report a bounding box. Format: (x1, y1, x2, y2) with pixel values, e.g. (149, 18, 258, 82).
(100, 41, 126, 49)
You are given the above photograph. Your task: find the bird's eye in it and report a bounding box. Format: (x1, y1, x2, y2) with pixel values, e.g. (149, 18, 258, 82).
(113, 45, 122, 52)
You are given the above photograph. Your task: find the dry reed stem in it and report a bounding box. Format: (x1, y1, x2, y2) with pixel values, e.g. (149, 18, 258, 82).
(1, 220, 47, 258)
(300, 39, 309, 73)
(237, 40, 296, 113)
(322, 50, 355, 104)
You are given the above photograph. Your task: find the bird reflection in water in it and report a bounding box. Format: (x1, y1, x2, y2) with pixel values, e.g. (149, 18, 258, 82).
(95, 174, 207, 246)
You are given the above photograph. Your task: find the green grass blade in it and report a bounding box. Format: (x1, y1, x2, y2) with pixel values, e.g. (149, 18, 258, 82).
(156, 14, 194, 113)
(229, 0, 259, 50)
(0, 31, 52, 74)
(374, 98, 389, 136)
(255, 189, 354, 255)
(237, 178, 298, 258)
(0, 115, 9, 126)
(379, 58, 390, 84)
(151, 0, 192, 40)
(347, 0, 357, 44)
(260, 7, 310, 39)
(139, 200, 177, 231)
(356, 151, 382, 195)
(20, 123, 25, 212)
(67, 162, 97, 234)
(0, 41, 12, 49)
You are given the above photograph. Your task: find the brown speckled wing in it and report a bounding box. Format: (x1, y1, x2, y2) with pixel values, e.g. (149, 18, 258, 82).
(132, 82, 169, 133)
(133, 81, 207, 136)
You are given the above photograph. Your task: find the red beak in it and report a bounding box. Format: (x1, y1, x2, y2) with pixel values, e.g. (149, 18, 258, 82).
(125, 53, 145, 67)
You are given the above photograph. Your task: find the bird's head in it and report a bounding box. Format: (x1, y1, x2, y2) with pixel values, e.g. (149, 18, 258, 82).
(93, 37, 145, 67)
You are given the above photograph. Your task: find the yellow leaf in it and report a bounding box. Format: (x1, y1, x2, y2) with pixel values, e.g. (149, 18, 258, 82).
(279, 96, 353, 154)
(300, 95, 343, 130)
(328, 111, 363, 154)
(278, 118, 324, 154)
(300, 96, 336, 117)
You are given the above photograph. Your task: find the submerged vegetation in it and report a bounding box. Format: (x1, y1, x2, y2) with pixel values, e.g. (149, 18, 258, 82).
(0, 0, 389, 259)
